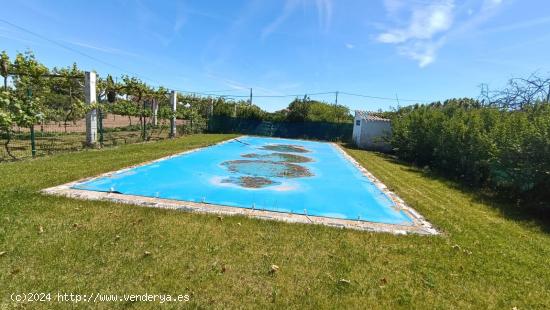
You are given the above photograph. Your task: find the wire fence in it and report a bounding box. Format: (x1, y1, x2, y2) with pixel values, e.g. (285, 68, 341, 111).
(0, 113, 204, 161)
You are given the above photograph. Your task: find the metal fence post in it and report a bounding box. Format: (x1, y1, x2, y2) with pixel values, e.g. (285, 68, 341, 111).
(30, 126, 36, 157)
(141, 100, 146, 140)
(170, 90, 177, 138)
(27, 88, 36, 157)
(84, 71, 97, 146)
(98, 108, 104, 147)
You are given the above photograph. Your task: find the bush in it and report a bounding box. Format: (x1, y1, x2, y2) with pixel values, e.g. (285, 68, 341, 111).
(390, 99, 550, 197)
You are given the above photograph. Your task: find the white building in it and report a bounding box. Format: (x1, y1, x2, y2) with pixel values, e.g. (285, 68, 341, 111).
(352, 111, 392, 151)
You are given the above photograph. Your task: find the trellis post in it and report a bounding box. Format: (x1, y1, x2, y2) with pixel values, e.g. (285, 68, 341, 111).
(170, 90, 177, 138)
(84, 71, 97, 146)
(151, 99, 158, 126)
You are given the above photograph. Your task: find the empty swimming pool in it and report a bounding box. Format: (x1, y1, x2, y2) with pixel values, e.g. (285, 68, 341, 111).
(45, 136, 436, 234)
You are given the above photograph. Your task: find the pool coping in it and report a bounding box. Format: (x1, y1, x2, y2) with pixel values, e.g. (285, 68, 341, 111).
(41, 136, 439, 235)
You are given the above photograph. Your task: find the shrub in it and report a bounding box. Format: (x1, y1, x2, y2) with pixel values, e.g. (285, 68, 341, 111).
(390, 99, 550, 197)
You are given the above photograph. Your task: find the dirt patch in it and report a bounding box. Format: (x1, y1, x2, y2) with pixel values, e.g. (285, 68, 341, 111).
(241, 152, 312, 163)
(260, 144, 310, 153)
(221, 176, 280, 188)
(221, 160, 313, 179)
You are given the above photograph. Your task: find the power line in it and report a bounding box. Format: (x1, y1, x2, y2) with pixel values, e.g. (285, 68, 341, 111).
(0, 19, 431, 104)
(173, 88, 429, 103)
(0, 18, 161, 86)
(339, 91, 427, 102)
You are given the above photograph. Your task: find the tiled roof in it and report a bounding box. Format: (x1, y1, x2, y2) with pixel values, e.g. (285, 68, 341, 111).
(355, 110, 391, 122)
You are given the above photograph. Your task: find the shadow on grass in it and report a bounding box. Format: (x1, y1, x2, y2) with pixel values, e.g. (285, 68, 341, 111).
(342, 143, 550, 234)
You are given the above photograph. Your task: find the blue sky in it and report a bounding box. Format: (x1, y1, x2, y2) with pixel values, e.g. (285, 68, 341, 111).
(1, 0, 549, 112)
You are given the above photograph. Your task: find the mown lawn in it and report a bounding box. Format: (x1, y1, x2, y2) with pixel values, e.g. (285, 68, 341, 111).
(1, 134, 549, 309)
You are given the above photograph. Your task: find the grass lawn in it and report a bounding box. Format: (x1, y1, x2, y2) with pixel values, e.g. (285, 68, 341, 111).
(1, 134, 549, 308)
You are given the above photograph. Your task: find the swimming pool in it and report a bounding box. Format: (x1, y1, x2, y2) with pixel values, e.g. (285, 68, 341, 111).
(44, 136, 436, 234)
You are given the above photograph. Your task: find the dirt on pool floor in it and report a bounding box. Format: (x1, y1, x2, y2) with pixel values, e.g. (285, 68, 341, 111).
(260, 144, 310, 153)
(241, 152, 313, 163)
(221, 176, 281, 188)
(219, 143, 314, 189)
(221, 160, 314, 179)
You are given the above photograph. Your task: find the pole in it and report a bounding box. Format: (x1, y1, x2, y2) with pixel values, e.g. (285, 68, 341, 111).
(141, 100, 146, 140)
(84, 71, 97, 146)
(208, 98, 213, 132)
(28, 88, 36, 157)
(170, 90, 177, 138)
(249, 88, 253, 105)
(335, 91, 338, 105)
(98, 107, 104, 147)
(151, 99, 158, 126)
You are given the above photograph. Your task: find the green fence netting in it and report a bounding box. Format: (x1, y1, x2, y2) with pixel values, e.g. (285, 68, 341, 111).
(208, 115, 353, 142)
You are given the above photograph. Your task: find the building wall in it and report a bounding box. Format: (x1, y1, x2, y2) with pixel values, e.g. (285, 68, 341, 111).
(356, 120, 392, 152)
(352, 114, 363, 145)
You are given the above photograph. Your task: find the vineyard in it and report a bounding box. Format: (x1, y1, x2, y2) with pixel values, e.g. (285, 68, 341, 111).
(0, 51, 232, 160)
(0, 50, 356, 161)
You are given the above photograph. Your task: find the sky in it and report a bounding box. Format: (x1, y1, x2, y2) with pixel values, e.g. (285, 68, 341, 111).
(1, 0, 549, 112)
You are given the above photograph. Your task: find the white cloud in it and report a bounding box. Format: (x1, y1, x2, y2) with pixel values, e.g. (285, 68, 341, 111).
(383, 0, 406, 15)
(65, 40, 140, 58)
(376, 0, 454, 67)
(398, 39, 445, 68)
(377, 1, 454, 43)
(345, 43, 354, 49)
(261, 0, 333, 39)
(261, 0, 301, 39)
(376, 0, 504, 67)
(315, 0, 333, 32)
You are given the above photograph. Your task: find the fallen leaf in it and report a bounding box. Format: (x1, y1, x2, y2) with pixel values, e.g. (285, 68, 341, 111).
(0, 251, 6, 257)
(38, 226, 44, 234)
(270, 264, 279, 274)
(144, 251, 151, 256)
(339, 279, 351, 284)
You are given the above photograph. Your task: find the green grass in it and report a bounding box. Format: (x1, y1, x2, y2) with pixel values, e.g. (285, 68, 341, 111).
(1, 135, 549, 309)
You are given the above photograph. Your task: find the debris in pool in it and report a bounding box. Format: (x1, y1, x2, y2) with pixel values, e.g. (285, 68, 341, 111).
(221, 160, 313, 178)
(260, 144, 310, 153)
(221, 176, 281, 189)
(241, 152, 312, 163)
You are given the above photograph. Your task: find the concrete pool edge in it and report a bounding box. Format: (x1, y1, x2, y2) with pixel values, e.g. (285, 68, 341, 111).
(330, 143, 438, 235)
(41, 136, 439, 235)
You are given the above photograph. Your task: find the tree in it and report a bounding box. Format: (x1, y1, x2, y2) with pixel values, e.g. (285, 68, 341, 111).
(488, 74, 550, 110)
